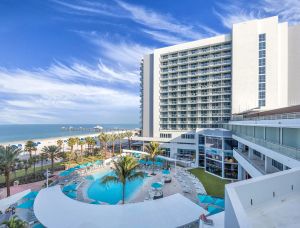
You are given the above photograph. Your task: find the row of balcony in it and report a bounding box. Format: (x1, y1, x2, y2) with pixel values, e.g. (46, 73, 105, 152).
(160, 59, 231, 69)
(160, 73, 231, 81)
(161, 45, 231, 60)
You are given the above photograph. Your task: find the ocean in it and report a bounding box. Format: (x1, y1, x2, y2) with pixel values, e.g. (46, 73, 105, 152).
(0, 124, 139, 143)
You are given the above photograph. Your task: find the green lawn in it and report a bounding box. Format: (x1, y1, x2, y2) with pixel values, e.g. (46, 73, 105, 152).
(189, 168, 230, 198)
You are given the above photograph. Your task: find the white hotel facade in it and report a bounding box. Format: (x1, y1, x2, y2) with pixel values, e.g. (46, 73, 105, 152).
(138, 16, 300, 181)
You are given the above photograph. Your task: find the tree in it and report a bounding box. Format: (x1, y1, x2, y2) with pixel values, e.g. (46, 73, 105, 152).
(78, 140, 85, 159)
(98, 133, 110, 158)
(118, 133, 125, 154)
(67, 138, 76, 154)
(110, 134, 118, 157)
(29, 155, 38, 179)
(57, 139, 64, 152)
(21, 159, 31, 183)
(0, 145, 22, 197)
(101, 156, 144, 204)
(75, 137, 80, 151)
(85, 137, 96, 155)
(39, 153, 48, 171)
(124, 131, 133, 150)
(2, 215, 27, 228)
(42, 145, 60, 173)
(24, 140, 36, 158)
(145, 142, 162, 175)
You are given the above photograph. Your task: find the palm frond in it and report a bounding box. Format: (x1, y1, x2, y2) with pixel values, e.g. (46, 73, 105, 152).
(101, 175, 119, 185)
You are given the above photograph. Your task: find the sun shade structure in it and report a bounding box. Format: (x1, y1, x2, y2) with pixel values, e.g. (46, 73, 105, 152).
(22, 191, 38, 199)
(34, 186, 206, 228)
(17, 199, 34, 209)
(214, 198, 225, 208)
(62, 184, 77, 192)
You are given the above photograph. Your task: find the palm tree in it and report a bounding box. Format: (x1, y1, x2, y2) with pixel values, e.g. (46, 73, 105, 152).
(118, 133, 125, 154)
(56, 139, 64, 152)
(67, 138, 76, 153)
(0, 145, 22, 197)
(29, 155, 38, 179)
(78, 140, 85, 158)
(99, 133, 110, 158)
(24, 140, 36, 158)
(85, 137, 95, 155)
(2, 215, 27, 228)
(110, 134, 118, 157)
(39, 153, 48, 171)
(124, 131, 133, 149)
(101, 156, 144, 204)
(75, 137, 80, 151)
(21, 159, 31, 183)
(145, 142, 162, 175)
(42, 145, 60, 173)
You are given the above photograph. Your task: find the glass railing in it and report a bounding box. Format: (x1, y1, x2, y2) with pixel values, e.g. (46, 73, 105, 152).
(233, 133, 300, 161)
(231, 112, 300, 121)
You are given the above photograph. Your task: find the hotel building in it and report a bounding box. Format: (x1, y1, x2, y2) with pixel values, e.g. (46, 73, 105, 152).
(138, 16, 300, 180)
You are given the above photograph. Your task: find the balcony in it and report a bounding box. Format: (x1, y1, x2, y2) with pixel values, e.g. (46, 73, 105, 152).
(233, 148, 266, 175)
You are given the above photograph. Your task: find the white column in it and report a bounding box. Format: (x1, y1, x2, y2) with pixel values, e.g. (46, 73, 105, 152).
(238, 164, 243, 180)
(265, 156, 273, 173)
(248, 148, 254, 159)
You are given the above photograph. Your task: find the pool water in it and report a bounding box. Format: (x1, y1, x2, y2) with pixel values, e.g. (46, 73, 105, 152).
(87, 171, 145, 204)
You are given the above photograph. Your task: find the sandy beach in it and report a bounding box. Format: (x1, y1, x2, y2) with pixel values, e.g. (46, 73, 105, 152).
(1, 130, 131, 155)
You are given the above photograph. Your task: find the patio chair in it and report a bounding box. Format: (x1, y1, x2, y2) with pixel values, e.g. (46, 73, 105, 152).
(199, 214, 214, 226)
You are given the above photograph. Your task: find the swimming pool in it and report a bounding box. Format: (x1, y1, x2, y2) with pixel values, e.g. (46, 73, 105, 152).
(87, 170, 146, 204)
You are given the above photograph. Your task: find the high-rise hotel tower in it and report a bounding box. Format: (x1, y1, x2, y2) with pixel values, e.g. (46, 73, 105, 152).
(138, 16, 300, 180)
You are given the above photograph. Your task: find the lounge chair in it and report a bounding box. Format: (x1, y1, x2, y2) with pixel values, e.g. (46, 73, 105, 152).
(199, 214, 214, 226)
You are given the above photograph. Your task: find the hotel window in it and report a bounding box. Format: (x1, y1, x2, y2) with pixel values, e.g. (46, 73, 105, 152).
(258, 33, 266, 107)
(272, 159, 283, 171)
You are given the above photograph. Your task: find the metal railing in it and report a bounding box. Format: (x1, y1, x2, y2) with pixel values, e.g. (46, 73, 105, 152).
(231, 112, 300, 121)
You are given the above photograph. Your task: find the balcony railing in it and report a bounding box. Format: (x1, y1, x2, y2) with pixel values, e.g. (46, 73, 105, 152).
(233, 133, 300, 161)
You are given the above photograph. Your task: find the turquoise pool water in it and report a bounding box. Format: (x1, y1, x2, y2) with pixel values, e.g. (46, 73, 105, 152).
(87, 170, 145, 204)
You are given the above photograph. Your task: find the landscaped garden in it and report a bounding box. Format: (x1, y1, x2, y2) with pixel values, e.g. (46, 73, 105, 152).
(189, 168, 230, 198)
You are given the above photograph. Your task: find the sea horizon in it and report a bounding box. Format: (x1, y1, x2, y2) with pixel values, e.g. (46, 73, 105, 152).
(0, 123, 139, 144)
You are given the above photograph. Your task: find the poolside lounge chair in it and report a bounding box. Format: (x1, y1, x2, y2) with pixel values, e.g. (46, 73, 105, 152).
(199, 214, 214, 226)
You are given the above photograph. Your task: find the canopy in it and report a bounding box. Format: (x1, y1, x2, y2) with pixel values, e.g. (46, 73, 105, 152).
(59, 170, 71, 177)
(155, 161, 163, 167)
(22, 191, 38, 199)
(17, 199, 34, 209)
(34, 186, 206, 228)
(198, 195, 214, 204)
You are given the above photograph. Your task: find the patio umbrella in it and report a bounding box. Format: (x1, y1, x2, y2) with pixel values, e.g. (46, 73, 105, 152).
(139, 160, 146, 165)
(63, 184, 77, 192)
(22, 191, 38, 199)
(66, 191, 77, 199)
(146, 161, 153, 166)
(151, 182, 163, 189)
(155, 161, 163, 167)
(207, 205, 223, 215)
(214, 199, 225, 208)
(162, 169, 170, 175)
(198, 195, 214, 204)
(17, 199, 34, 209)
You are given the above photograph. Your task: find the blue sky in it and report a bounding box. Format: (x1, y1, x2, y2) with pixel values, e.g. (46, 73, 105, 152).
(0, 0, 299, 124)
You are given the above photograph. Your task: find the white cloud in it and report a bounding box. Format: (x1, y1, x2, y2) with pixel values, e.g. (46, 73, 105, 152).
(214, 0, 300, 29)
(141, 29, 187, 45)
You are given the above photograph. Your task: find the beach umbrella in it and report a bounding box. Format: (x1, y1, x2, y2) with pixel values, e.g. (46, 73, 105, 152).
(66, 191, 77, 199)
(59, 170, 71, 177)
(215, 199, 225, 208)
(22, 191, 38, 199)
(151, 182, 163, 189)
(207, 205, 223, 215)
(155, 161, 163, 167)
(198, 195, 214, 204)
(139, 160, 146, 165)
(162, 169, 170, 175)
(146, 161, 153, 166)
(17, 199, 34, 209)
